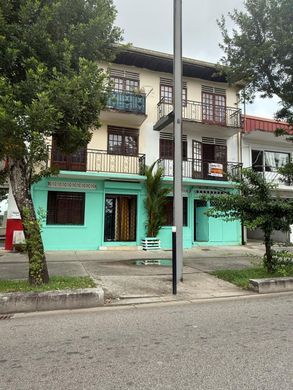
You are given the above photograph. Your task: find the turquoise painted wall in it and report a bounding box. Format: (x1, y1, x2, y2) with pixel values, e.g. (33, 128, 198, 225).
(32, 177, 148, 250)
(33, 178, 104, 250)
(32, 176, 241, 251)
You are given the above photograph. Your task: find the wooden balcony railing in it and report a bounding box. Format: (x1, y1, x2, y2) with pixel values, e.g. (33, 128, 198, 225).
(47, 146, 146, 175)
(158, 158, 242, 181)
(157, 98, 242, 128)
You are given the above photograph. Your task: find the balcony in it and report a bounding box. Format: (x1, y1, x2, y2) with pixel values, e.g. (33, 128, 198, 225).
(48, 146, 146, 176)
(252, 166, 292, 187)
(156, 99, 242, 131)
(158, 158, 242, 181)
(100, 90, 147, 127)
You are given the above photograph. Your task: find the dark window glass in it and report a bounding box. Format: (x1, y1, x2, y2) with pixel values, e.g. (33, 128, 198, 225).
(159, 139, 187, 160)
(202, 92, 226, 124)
(162, 197, 188, 226)
(252, 150, 264, 172)
(108, 127, 138, 156)
(104, 195, 137, 241)
(47, 191, 85, 225)
(51, 138, 87, 172)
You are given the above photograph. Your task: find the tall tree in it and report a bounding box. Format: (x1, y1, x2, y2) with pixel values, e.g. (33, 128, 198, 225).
(218, 0, 293, 123)
(0, 0, 122, 285)
(207, 169, 293, 273)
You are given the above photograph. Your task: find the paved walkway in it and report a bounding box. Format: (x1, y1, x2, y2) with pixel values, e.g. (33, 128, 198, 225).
(0, 243, 272, 304)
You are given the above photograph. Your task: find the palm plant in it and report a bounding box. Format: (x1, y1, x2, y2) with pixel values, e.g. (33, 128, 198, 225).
(144, 162, 170, 237)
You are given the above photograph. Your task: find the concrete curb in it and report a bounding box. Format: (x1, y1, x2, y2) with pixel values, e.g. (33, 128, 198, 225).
(249, 277, 293, 293)
(0, 287, 104, 314)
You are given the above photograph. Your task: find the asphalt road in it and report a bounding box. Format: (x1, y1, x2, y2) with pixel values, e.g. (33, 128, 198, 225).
(1, 295, 292, 390)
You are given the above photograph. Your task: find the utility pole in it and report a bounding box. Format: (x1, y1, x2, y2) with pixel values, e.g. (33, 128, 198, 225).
(173, 0, 183, 282)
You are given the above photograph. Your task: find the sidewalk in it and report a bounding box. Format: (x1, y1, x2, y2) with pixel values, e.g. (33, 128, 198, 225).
(0, 243, 269, 304)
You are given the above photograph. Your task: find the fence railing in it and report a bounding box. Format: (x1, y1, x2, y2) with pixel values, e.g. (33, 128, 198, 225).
(47, 146, 146, 175)
(157, 98, 242, 128)
(107, 90, 146, 115)
(250, 165, 292, 186)
(158, 158, 242, 181)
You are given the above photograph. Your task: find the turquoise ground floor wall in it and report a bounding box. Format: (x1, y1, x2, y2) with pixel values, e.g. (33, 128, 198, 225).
(32, 176, 242, 250)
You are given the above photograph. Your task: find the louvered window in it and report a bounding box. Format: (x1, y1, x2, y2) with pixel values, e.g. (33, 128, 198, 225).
(202, 85, 226, 125)
(47, 191, 85, 225)
(108, 126, 139, 156)
(160, 133, 187, 160)
(110, 69, 140, 92)
(160, 78, 187, 105)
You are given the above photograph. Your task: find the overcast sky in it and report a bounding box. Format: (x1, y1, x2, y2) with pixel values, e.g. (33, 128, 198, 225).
(113, 0, 280, 118)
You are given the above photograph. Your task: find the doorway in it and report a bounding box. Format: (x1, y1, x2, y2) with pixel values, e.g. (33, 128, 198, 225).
(194, 200, 209, 242)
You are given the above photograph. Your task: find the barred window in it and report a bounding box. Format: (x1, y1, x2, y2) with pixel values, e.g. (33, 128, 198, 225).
(47, 191, 85, 225)
(162, 197, 188, 226)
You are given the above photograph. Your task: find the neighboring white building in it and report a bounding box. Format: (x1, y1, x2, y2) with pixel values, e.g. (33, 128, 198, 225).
(242, 115, 293, 242)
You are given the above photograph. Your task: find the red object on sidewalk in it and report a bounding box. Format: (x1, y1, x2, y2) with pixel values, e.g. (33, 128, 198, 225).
(5, 219, 23, 250)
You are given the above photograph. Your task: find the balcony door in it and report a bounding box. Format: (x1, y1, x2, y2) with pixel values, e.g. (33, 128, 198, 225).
(192, 140, 227, 180)
(202, 86, 226, 125)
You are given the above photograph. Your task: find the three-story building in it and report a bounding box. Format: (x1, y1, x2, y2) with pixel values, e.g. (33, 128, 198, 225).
(8, 47, 244, 250)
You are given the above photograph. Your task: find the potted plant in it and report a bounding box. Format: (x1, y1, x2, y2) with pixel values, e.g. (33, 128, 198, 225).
(142, 162, 169, 250)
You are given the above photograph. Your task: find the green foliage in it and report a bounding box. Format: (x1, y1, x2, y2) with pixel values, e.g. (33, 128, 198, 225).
(0, 0, 122, 177)
(0, 276, 96, 293)
(278, 162, 293, 185)
(218, 0, 293, 123)
(0, 0, 122, 284)
(207, 169, 293, 272)
(211, 266, 293, 289)
(144, 162, 170, 238)
(264, 250, 293, 275)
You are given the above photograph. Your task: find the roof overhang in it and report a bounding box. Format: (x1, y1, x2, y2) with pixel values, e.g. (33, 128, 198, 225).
(114, 47, 227, 83)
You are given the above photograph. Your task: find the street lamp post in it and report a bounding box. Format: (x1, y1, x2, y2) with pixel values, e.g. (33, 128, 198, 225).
(173, 0, 183, 283)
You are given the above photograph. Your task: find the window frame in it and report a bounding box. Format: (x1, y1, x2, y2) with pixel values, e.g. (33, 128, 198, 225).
(46, 191, 85, 226)
(202, 91, 226, 125)
(159, 138, 188, 161)
(252, 149, 290, 172)
(160, 84, 187, 106)
(51, 137, 87, 172)
(162, 197, 188, 227)
(110, 76, 139, 93)
(107, 126, 139, 156)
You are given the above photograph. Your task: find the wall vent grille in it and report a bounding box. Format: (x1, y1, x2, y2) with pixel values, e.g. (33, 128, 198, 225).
(202, 137, 227, 146)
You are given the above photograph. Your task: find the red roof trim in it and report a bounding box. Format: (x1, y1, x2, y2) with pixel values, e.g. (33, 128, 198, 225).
(243, 115, 293, 134)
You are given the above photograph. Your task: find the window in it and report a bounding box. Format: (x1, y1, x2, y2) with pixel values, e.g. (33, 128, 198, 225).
(202, 86, 226, 124)
(108, 126, 139, 156)
(104, 195, 137, 241)
(160, 78, 187, 105)
(160, 139, 187, 160)
(47, 191, 85, 225)
(159, 133, 188, 161)
(51, 138, 87, 172)
(252, 150, 290, 172)
(110, 69, 140, 93)
(162, 197, 188, 226)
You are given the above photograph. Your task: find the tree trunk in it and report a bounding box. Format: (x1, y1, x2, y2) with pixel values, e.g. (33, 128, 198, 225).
(264, 230, 274, 273)
(9, 160, 49, 285)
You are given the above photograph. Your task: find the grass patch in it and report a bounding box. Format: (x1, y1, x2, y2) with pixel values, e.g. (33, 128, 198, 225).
(211, 267, 293, 289)
(0, 276, 96, 293)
